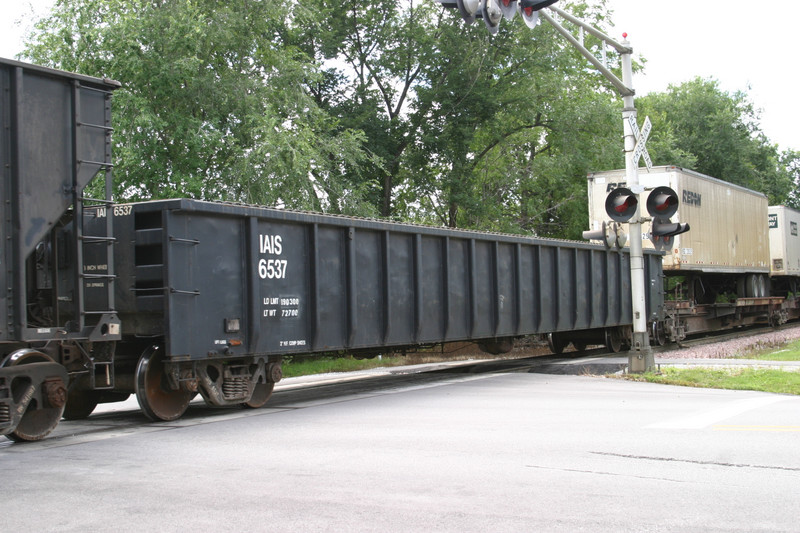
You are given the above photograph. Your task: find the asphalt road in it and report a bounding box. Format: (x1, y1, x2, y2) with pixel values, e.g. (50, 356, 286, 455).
(2, 360, 799, 532)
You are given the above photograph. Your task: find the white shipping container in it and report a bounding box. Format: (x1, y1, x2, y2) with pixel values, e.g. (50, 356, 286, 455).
(768, 205, 800, 276)
(587, 166, 769, 274)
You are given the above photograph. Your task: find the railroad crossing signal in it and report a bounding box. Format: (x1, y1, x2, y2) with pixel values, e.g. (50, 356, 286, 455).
(628, 115, 652, 171)
(498, 0, 518, 20)
(604, 187, 638, 223)
(436, 0, 558, 33)
(584, 186, 690, 252)
(582, 187, 638, 248)
(453, 0, 480, 24)
(582, 220, 627, 249)
(439, 1, 655, 372)
(646, 186, 690, 251)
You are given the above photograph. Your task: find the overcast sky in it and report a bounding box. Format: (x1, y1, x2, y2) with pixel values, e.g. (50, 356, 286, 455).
(604, 0, 798, 152)
(2, 0, 797, 151)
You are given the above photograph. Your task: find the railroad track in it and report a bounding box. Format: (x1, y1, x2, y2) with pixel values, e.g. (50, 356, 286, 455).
(6, 323, 798, 450)
(0, 354, 573, 450)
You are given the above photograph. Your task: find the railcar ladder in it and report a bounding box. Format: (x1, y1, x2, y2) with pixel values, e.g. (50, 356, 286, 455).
(71, 80, 117, 390)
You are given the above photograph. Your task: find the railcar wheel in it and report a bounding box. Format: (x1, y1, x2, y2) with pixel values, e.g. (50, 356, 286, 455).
(605, 329, 622, 353)
(2, 350, 67, 442)
(651, 322, 666, 347)
(135, 346, 193, 421)
(547, 333, 566, 354)
(243, 381, 276, 409)
(745, 274, 759, 298)
(63, 390, 99, 420)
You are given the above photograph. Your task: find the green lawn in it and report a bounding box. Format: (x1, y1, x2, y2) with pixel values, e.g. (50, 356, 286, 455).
(621, 337, 800, 395)
(626, 366, 800, 395)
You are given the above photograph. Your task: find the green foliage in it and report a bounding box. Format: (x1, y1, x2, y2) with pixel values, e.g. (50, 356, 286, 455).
(281, 355, 393, 378)
(631, 367, 800, 396)
(780, 150, 800, 210)
(622, 336, 800, 394)
(281, 351, 482, 377)
(299, 0, 627, 236)
(637, 78, 795, 206)
(24, 0, 376, 214)
(21, 0, 795, 233)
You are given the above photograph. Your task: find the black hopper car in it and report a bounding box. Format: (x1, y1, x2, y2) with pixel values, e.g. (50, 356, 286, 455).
(1, 58, 662, 441)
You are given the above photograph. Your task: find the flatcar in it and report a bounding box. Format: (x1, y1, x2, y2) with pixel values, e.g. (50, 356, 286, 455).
(587, 166, 800, 345)
(0, 58, 663, 441)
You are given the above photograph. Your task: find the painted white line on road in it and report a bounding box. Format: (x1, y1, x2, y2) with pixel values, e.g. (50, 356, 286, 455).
(646, 396, 794, 430)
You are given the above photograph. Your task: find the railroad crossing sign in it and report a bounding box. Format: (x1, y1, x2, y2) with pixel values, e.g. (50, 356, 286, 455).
(628, 115, 652, 170)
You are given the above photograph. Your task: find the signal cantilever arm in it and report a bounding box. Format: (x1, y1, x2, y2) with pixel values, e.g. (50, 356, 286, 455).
(539, 7, 634, 97)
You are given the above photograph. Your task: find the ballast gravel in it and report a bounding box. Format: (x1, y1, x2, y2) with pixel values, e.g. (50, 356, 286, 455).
(662, 324, 800, 360)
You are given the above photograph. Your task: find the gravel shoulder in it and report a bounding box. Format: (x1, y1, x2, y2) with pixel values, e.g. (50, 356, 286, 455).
(659, 323, 800, 360)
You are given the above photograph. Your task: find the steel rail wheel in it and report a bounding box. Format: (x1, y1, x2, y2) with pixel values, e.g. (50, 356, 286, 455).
(547, 333, 566, 354)
(651, 321, 667, 347)
(605, 329, 622, 353)
(2, 350, 67, 442)
(135, 345, 193, 421)
(63, 390, 99, 420)
(243, 381, 275, 409)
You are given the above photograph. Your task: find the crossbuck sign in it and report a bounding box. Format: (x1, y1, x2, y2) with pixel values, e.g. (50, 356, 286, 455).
(628, 115, 652, 170)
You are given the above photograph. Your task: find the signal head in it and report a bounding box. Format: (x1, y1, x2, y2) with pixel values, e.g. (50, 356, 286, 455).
(498, 0, 517, 20)
(481, 0, 503, 34)
(605, 187, 638, 223)
(646, 186, 679, 219)
(456, 0, 480, 23)
(650, 218, 674, 251)
(518, 0, 557, 28)
(582, 221, 611, 248)
(518, 0, 559, 10)
(582, 221, 627, 249)
(650, 217, 690, 252)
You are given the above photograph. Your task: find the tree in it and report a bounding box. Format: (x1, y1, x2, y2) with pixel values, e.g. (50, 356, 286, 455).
(22, 0, 633, 235)
(636, 77, 794, 205)
(409, 1, 625, 236)
(781, 150, 800, 210)
(23, 0, 376, 214)
(295, 0, 445, 218)
(301, 0, 626, 236)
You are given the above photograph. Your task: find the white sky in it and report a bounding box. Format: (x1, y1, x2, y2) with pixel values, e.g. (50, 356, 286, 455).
(1, 0, 797, 151)
(604, 0, 799, 152)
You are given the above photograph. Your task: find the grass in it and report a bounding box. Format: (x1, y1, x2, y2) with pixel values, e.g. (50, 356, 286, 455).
(619, 336, 800, 395)
(744, 338, 800, 361)
(623, 367, 800, 395)
(281, 355, 408, 378)
(280, 349, 492, 378)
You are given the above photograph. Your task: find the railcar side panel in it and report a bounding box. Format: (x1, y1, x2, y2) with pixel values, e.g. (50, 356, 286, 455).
(113, 199, 662, 362)
(0, 59, 119, 343)
(769, 205, 800, 277)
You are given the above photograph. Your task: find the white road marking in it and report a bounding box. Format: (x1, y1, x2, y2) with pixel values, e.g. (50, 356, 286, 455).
(646, 396, 794, 430)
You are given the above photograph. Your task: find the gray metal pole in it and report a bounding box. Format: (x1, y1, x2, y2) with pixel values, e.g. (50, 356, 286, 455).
(620, 38, 654, 372)
(540, 9, 655, 373)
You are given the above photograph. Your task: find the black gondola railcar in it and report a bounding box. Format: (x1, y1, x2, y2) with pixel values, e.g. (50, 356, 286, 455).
(95, 199, 664, 421)
(1, 57, 664, 441)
